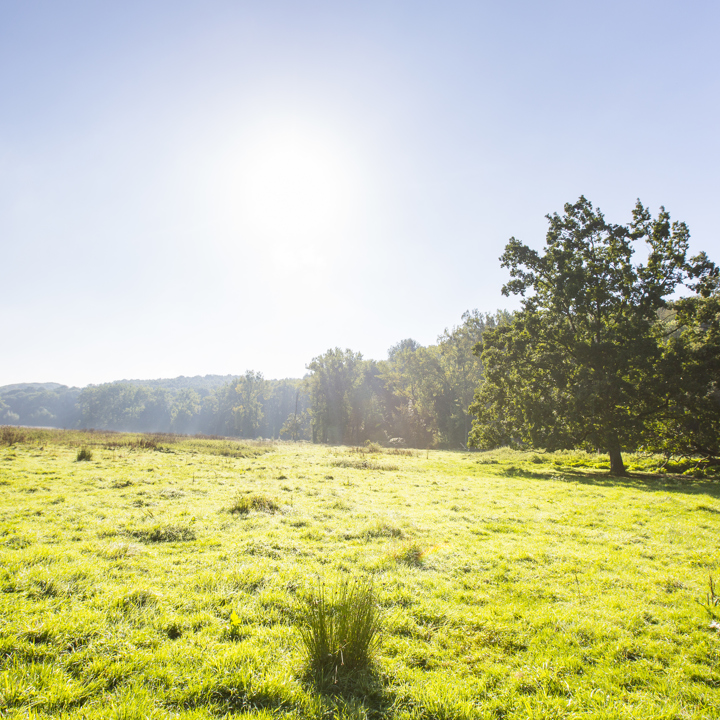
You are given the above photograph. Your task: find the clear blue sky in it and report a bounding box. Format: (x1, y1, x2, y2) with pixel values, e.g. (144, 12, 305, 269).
(2, 0, 718, 387)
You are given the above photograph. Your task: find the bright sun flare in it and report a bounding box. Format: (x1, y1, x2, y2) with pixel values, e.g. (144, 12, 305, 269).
(236, 124, 359, 244)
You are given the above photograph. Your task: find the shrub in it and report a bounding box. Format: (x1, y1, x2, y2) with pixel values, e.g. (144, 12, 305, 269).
(0, 426, 27, 445)
(116, 588, 159, 609)
(296, 575, 383, 690)
(76, 447, 93, 462)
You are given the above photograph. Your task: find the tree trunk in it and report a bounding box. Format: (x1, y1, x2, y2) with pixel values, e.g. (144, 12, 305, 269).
(608, 444, 626, 476)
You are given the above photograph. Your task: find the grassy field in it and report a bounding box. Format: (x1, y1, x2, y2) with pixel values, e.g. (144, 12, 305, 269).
(1, 428, 719, 719)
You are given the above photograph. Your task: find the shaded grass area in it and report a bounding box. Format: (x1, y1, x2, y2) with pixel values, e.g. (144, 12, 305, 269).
(0, 431, 719, 718)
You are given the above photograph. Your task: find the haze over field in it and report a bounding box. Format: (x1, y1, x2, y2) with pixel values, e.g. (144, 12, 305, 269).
(2, 1, 718, 387)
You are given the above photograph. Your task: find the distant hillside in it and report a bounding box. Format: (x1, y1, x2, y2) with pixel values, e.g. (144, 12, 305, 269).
(0, 383, 82, 428)
(0, 382, 71, 394)
(111, 375, 242, 392)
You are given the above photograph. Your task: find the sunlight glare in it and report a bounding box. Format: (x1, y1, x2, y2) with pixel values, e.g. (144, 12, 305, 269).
(235, 122, 362, 256)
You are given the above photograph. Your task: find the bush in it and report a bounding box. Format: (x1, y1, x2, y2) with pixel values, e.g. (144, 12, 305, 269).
(296, 575, 383, 690)
(0, 426, 27, 446)
(76, 447, 93, 462)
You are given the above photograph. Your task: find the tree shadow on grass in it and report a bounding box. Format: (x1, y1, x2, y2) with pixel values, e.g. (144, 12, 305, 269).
(532, 465, 720, 499)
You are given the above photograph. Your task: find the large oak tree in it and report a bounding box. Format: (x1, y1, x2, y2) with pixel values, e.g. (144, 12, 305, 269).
(469, 197, 716, 475)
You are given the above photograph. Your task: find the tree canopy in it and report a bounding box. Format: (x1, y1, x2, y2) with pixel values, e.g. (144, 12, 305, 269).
(469, 197, 718, 474)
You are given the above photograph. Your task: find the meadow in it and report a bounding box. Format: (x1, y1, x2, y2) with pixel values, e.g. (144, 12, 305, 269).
(1, 428, 719, 719)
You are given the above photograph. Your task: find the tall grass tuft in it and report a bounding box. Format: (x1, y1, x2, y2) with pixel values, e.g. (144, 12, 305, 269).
(296, 575, 383, 691)
(701, 575, 720, 619)
(76, 447, 93, 462)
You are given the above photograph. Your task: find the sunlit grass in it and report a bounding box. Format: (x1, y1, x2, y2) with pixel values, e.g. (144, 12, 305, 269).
(0, 430, 719, 717)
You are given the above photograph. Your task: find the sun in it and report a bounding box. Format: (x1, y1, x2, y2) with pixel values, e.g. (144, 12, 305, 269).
(235, 121, 360, 246)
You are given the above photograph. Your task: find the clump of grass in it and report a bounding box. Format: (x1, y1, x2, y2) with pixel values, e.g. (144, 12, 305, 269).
(185, 438, 275, 458)
(2, 534, 31, 549)
(26, 575, 61, 598)
(390, 540, 429, 566)
(76, 447, 93, 462)
(129, 523, 196, 543)
(332, 458, 399, 471)
(228, 493, 280, 514)
(388, 447, 414, 456)
(363, 518, 404, 539)
(501, 465, 522, 476)
(99, 542, 143, 559)
(116, 588, 160, 609)
(165, 621, 183, 640)
(296, 575, 383, 691)
(135, 437, 159, 450)
(349, 442, 384, 454)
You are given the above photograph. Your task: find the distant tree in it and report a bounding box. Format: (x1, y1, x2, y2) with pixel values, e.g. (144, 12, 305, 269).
(280, 403, 311, 441)
(387, 338, 422, 360)
(170, 389, 202, 434)
(78, 383, 172, 432)
(469, 197, 717, 475)
(436, 310, 510, 447)
(306, 349, 365, 444)
(377, 344, 438, 447)
(263, 380, 310, 439)
(230, 371, 266, 438)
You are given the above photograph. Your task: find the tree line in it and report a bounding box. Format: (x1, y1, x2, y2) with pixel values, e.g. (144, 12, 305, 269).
(2, 197, 718, 471)
(0, 309, 507, 448)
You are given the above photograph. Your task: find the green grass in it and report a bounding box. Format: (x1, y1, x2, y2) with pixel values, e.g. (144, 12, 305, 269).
(0, 430, 719, 718)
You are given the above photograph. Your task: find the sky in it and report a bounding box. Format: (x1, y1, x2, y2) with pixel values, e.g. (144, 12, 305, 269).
(1, 0, 718, 387)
